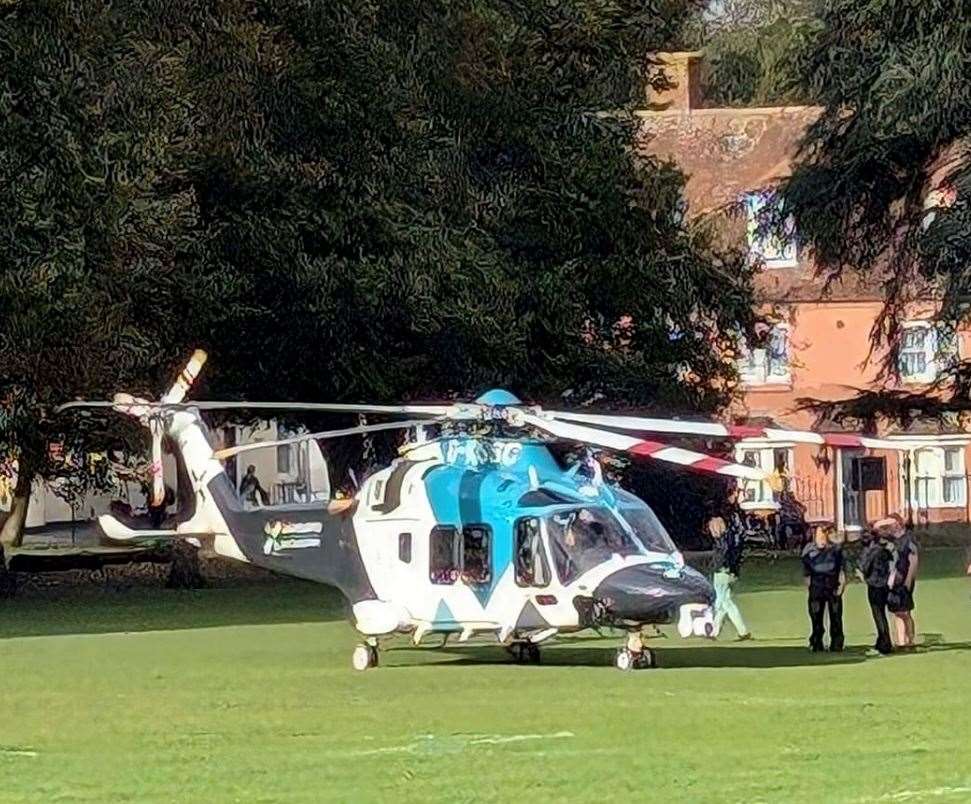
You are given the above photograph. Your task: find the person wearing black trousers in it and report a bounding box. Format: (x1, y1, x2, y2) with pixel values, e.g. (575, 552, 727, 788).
(801, 525, 846, 652)
(856, 528, 894, 655)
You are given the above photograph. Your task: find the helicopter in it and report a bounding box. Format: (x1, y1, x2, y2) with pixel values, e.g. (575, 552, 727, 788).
(57, 351, 902, 671)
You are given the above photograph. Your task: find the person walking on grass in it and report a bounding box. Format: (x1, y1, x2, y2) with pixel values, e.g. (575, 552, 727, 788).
(856, 527, 894, 655)
(707, 488, 753, 641)
(802, 524, 845, 652)
(879, 515, 919, 650)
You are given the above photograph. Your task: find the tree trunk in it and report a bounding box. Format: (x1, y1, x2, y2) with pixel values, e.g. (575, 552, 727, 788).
(166, 540, 205, 589)
(0, 544, 16, 598)
(0, 469, 33, 551)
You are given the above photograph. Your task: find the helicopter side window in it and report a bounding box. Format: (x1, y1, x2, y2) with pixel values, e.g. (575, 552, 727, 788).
(429, 525, 461, 584)
(398, 532, 412, 563)
(514, 518, 550, 587)
(461, 525, 492, 585)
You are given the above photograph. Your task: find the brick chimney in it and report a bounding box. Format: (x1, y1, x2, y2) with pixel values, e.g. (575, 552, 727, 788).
(646, 51, 704, 112)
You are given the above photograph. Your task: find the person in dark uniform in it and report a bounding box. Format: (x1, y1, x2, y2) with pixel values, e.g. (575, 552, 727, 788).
(801, 525, 846, 652)
(856, 526, 894, 655)
(239, 464, 269, 509)
(879, 515, 919, 649)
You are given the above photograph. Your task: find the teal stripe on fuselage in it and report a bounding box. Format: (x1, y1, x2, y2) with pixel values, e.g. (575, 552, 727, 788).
(423, 439, 612, 607)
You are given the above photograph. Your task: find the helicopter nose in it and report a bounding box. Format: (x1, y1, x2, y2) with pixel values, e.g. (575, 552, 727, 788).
(591, 564, 714, 624)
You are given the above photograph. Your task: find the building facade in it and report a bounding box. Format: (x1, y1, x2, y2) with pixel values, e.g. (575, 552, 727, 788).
(639, 52, 970, 534)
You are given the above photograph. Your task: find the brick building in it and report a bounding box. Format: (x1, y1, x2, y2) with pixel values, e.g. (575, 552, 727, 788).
(638, 51, 970, 535)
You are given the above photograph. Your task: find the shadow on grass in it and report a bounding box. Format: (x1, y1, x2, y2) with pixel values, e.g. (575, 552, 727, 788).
(386, 639, 971, 670)
(0, 579, 347, 640)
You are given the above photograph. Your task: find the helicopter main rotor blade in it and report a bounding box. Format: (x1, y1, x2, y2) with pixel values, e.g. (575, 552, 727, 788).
(522, 414, 769, 481)
(212, 419, 438, 460)
(56, 399, 452, 417)
(545, 410, 907, 450)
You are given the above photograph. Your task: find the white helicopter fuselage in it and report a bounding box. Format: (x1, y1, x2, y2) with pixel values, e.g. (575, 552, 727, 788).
(100, 411, 716, 652)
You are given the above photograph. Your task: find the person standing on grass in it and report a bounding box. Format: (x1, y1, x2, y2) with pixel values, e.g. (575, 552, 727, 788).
(881, 514, 919, 649)
(706, 487, 753, 641)
(856, 527, 894, 655)
(802, 525, 846, 652)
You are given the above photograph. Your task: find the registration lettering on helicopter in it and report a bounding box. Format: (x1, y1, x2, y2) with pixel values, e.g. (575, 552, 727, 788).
(443, 438, 523, 468)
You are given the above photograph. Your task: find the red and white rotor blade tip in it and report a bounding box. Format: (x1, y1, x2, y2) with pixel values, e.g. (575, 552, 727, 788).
(523, 414, 768, 481)
(163, 349, 208, 404)
(547, 411, 905, 450)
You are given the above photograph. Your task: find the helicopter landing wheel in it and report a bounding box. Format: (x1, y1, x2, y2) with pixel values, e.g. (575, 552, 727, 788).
(614, 647, 657, 671)
(352, 643, 379, 671)
(508, 641, 541, 665)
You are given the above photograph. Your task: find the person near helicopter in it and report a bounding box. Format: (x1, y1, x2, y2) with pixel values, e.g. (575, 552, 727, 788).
(706, 486, 752, 640)
(239, 464, 270, 509)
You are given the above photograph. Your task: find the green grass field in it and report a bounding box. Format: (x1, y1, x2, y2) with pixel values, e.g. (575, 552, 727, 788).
(2, 551, 970, 803)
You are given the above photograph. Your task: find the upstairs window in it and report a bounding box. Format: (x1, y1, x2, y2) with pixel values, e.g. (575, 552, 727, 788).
(744, 191, 798, 268)
(429, 526, 460, 584)
(514, 518, 550, 587)
(461, 525, 491, 585)
(897, 322, 958, 384)
(738, 325, 790, 386)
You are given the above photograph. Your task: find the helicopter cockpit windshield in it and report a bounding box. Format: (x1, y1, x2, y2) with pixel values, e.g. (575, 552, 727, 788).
(546, 504, 677, 584)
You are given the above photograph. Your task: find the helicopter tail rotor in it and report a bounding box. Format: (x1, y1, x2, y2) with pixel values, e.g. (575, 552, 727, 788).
(106, 351, 209, 506)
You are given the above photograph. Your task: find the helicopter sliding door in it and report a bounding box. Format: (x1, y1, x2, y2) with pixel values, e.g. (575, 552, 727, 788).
(513, 518, 551, 588)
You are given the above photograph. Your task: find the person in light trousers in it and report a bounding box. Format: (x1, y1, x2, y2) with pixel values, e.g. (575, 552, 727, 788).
(707, 489, 752, 641)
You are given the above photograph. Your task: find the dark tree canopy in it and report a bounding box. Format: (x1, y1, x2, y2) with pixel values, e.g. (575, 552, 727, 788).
(188, 0, 757, 412)
(1, 0, 758, 543)
(778, 0, 971, 359)
(0, 0, 209, 508)
(682, 0, 819, 107)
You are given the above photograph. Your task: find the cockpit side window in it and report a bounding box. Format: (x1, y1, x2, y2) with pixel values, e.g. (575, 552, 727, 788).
(546, 507, 647, 584)
(514, 518, 550, 587)
(461, 525, 491, 585)
(429, 526, 460, 584)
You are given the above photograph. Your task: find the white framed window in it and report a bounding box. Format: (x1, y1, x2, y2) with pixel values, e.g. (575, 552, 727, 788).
(736, 446, 793, 508)
(905, 446, 967, 508)
(744, 191, 798, 268)
(897, 321, 958, 384)
(738, 324, 790, 386)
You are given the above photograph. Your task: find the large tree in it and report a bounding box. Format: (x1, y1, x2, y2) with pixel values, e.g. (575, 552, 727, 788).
(0, 0, 216, 549)
(2, 1, 758, 551)
(187, 0, 758, 408)
(682, 0, 820, 107)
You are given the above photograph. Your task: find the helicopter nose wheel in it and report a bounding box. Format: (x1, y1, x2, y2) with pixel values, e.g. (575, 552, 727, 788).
(615, 631, 658, 671)
(352, 641, 379, 671)
(614, 647, 657, 671)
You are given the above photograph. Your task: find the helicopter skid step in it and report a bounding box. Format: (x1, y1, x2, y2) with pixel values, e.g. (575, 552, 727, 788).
(97, 515, 214, 545)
